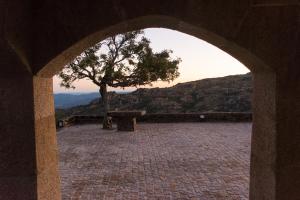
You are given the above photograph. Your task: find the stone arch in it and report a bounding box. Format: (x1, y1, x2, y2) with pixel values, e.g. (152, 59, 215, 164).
(37, 15, 273, 78)
(38, 15, 277, 199)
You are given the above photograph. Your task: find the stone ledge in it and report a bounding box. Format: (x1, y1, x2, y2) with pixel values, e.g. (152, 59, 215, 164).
(57, 112, 252, 128)
(108, 110, 146, 117)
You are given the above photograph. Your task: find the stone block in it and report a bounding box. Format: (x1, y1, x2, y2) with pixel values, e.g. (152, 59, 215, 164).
(108, 110, 146, 131)
(117, 117, 136, 131)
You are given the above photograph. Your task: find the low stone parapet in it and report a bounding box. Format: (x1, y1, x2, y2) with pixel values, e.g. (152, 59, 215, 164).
(56, 112, 252, 129)
(138, 112, 252, 123)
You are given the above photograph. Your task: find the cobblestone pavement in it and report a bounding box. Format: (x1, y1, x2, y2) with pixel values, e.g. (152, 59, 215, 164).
(58, 123, 251, 200)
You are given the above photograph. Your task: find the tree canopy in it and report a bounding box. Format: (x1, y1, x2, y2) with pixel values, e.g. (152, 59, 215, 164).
(59, 30, 181, 89)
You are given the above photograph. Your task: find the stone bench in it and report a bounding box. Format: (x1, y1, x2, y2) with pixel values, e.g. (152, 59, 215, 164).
(108, 110, 146, 131)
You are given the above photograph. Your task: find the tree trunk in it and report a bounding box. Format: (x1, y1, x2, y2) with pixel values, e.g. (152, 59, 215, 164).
(100, 83, 112, 129)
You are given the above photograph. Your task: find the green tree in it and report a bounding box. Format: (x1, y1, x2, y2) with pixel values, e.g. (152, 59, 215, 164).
(58, 30, 181, 129)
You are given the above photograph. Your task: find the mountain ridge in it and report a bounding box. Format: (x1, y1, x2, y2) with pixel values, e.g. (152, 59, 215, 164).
(54, 92, 100, 108)
(55, 73, 252, 120)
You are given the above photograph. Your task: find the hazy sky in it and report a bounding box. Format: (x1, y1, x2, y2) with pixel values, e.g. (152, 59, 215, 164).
(53, 28, 249, 93)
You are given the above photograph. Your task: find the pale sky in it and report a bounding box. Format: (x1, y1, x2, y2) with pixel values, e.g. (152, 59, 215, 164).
(53, 28, 249, 93)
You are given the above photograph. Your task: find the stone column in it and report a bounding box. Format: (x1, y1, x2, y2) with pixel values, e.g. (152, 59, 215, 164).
(250, 71, 277, 199)
(0, 74, 61, 200)
(250, 70, 300, 200)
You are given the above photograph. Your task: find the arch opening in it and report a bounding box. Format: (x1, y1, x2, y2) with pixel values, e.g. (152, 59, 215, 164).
(54, 26, 255, 199)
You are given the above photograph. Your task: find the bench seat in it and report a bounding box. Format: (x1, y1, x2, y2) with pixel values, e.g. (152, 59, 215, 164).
(108, 110, 146, 131)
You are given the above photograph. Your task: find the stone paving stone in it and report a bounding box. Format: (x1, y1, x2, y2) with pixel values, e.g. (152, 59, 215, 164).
(58, 123, 251, 200)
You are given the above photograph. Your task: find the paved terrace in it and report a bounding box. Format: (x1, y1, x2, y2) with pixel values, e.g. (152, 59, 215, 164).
(58, 123, 251, 200)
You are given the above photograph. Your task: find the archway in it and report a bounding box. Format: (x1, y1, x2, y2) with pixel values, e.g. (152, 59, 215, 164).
(38, 15, 276, 199)
(2, 2, 298, 198)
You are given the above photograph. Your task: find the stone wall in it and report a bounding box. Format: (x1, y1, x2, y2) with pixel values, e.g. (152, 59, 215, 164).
(139, 113, 252, 123)
(57, 112, 252, 128)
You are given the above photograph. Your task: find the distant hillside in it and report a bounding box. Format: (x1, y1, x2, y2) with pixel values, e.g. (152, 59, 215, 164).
(55, 73, 252, 120)
(54, 93, 100, 108)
